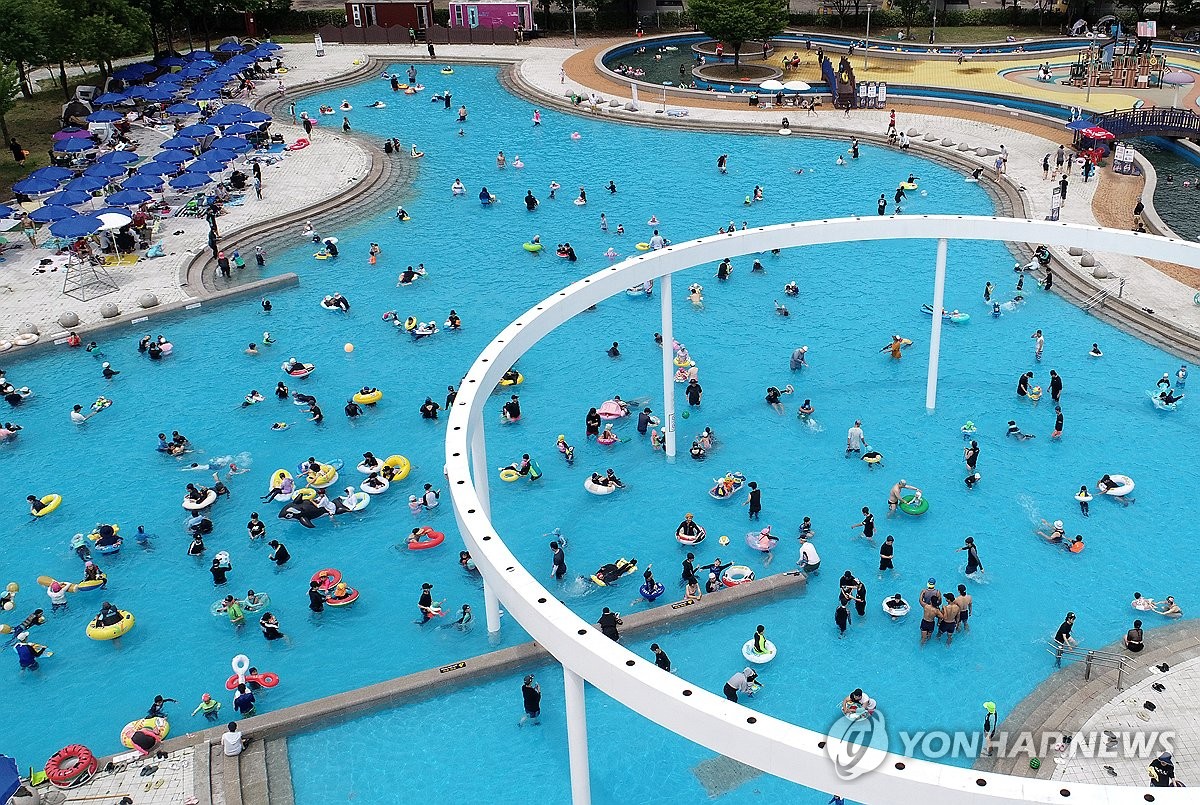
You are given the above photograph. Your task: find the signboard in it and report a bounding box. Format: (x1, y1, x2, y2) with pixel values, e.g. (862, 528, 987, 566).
(439, 661, 467, 674)
(1137, 21, 1156, 38)
(1049, 187, 1062, 222)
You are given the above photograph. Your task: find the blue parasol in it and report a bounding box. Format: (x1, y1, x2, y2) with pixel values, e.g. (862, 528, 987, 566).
(44, 189, 92, 206)
(160, 136, 200, 150)
(106, 188, 153, 206)
(93, 91, 128, 105)
(166, 102, 201, 115)
(216, 42, 245, 53)
(221, 122, 259, 136)
(87, 110, 125, 123)
(84, 162, 130, 180)
(0, 755, 19, 804)
(54, 138, 96, 153)
(122, 174, 164, 191)
(29, 166, 73, 182)
(13, 176, 60, 194)
(29, 205, 81, 223)
(169, 172, 213, 190)
(179, 123, 217, 138)
(154, 149, 195, 164)
(50, 215, 104, 239)
(65, 176, 108, 193)
(95, 151, 139, 165)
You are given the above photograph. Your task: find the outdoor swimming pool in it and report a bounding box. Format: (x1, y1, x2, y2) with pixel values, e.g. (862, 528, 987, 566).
(2, 65, 1197, 793)
(1134, 136, 1200, 241)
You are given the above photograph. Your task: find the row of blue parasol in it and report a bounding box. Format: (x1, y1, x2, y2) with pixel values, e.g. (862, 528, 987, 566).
(9, 45, 278, 240)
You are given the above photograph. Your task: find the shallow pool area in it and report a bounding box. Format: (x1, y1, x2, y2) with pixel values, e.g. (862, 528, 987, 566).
(3, 64, 1199, 798)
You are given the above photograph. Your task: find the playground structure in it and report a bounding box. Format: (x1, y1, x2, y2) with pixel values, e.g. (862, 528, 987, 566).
(1068, 39, 1167, 89)
(821, 54, 859, 108)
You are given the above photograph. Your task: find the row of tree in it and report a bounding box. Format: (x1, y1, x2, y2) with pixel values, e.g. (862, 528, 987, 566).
(0, 0, 293, 101)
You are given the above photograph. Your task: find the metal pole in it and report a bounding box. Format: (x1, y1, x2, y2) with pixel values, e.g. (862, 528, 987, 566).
(1086, 40, 1094, 104)
(469, 418, 502, 635)
(925, 238, 947, 411)
(563, 666, 592, 805)
(660, 272, 677, 458)
(571, 0, 578, 47)
(864, 5, 871, 72)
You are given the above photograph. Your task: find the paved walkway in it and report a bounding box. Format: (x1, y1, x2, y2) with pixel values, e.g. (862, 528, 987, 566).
(6, 38, 1200, 345)
(44, 744, 198, 805)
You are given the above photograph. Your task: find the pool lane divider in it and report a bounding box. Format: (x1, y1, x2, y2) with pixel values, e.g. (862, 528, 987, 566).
(139, 571, 807, 804)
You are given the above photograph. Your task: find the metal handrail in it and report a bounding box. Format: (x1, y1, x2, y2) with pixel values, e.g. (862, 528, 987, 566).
(1082, 277, 1125, 311)
(1045, 640, 1133, 689)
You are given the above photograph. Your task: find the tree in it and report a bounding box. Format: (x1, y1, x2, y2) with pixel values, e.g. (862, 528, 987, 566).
(893, 0, 928, 39)
(0, 0, 53, 97)
(689, 0, 787, 67)
(0, 62, 20, 143)
(826, 0, 859, 29)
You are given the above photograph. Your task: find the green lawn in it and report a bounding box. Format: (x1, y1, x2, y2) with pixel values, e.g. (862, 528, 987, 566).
(869, 25, 1066, 44)
(2, 74, 105, 198)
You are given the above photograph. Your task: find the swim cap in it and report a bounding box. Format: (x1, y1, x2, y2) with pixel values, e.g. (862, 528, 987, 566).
(984, 701, 996, 714)
(202, 693, 212, 702)
(16, 631, 29, 641)
(927, 578, 936, 587)
(50, 582, 61, 592)
(102, 362, 110, 368)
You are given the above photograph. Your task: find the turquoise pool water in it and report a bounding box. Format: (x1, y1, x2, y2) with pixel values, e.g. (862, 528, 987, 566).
(1134, 136, 1200, 241)
(3, 65, 1197, 796)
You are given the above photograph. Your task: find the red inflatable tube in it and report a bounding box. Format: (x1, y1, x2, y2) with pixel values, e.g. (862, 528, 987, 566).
(45, 744, 98, 789)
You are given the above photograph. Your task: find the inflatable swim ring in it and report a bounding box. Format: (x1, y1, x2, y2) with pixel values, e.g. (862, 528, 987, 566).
(597, 434, 618, 445)
(45, 744, 98, 789)
(640, 582, 665, 601)
(597, 400, 627, 419)
(522, 242, 543, 253)
(635, 242, 651, 251)
(121, 717, 169, 749)
(269, 469, 292, 494)
(900, 182, 918, 190)
(584, 477, 616, 495)
(326, 582, 359, 606)
(1132, 597, 1156, 611)
(182, 488, 217, 511)
(286, 138, 309, 151)
(362, 477, 390, 495)
(499, 373, 524, 386)
(499, 468, 521, 482)
(383, 454, 411, 480)
(352, 389, 383, 405)
(86, 609, 134, 640)
(305, 463, 340, 489)
(1101, 474, 1135, 496)
(441, 68, 454, 75)
(34, 493, 62, 516)
(282, 362, 315, 378)
(14, 333, 40, 347)
(1147, 390, 1178, 410)
(721, 565, 755, 587)
(742, 638, 777, 663)
(339, 490, 370, 512)
(898, 494, 929, 516)
(883, 599, 911, 617)
(675, 526, 706, 545)
(408, 527, 445, 550)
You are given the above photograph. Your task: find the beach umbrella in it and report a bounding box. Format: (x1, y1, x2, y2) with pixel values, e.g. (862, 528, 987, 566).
(29, 205, 80, 222)
(122, 174, 164, 191)
(154, 149, 195, 164)
(143, 86, 178, 102)
(179, 64, 211, 79)
(130, 63, 157, 75)
(84, 162, 130, 180)
(1164, 71, 1196, 108)
(240, 111, 270, 124)
(123, 86, 150, 99)
(93, 91, 128, 105)
(189, 88, 221, 101)
(783, 80, 811, 92)
(106, 188, 152, 206)
(13, 176, 61, 194)
(44, 189, 92, 206)
(217, 42, 244, 53)
(169, 172, 212, 190)
(29, 166, 73, 182)
(113, 67, 144, 81)
(0, 205, 15, 218)
(55, 138, 97, 153)
(156, 73, 185, 85)
(187, 50, 214, 60)
(214, 103, 253, 117)
(98, 211, 133, 230)
(158, 56, 187, 67)
(221, 122, 259, 136)
(87, 110, 125, 123)
(0, 755, 19, 804)
(202, 148, 238, 164)
(94, 205, 133, 217)
(167, 102, 201, 115)
(65, 176, 108, 193)
(134, 161, 172, 176)
(213, 137, 251, 153)
(257, 42, 282, 51)
(50, 214, 104, 239)
(1080, 126, 1115, 141)
(53, 127, 94, 140)
(179, 123, 217, 138)
(161, 136, 200, 150)
(759, 79, 785, 91)
(95, 150, 139, 165)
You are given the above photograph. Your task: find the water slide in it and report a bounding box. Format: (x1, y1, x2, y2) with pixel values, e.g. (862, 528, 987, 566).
(821, 57, 840, 104)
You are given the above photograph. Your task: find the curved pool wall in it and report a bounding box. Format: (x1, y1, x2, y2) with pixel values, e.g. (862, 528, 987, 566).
(5, 63, 1199, 789)
(1134, 135, 1200, 241)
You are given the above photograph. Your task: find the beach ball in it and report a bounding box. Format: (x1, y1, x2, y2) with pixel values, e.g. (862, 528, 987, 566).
(718, 535, 730, 546)
(1029, 758, 1041, 770)
(6, 583, 17, 593)
(344, 343, 355, 353)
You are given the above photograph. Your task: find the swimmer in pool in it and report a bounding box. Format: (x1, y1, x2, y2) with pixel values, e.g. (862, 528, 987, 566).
(1036, 518, 1065, 543)
(784, 281, 798, 296)
(887, 479, 919, 517)
(1155, 596, 1183, 617)
(774, 300, 789, 316)
(880, 335, 908, 359)
(1006, 420, 1035, 440)
(798, 399, 814, 419)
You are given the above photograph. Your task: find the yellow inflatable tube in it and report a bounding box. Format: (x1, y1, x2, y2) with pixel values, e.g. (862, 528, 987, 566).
(87, 524, 120, 542)
(34, 494, 62, 517)
(121, 717, 169, 748)
(383, 454, 411, 480)
(86, 610, 135, 640)
(353, 389, 384, 405)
